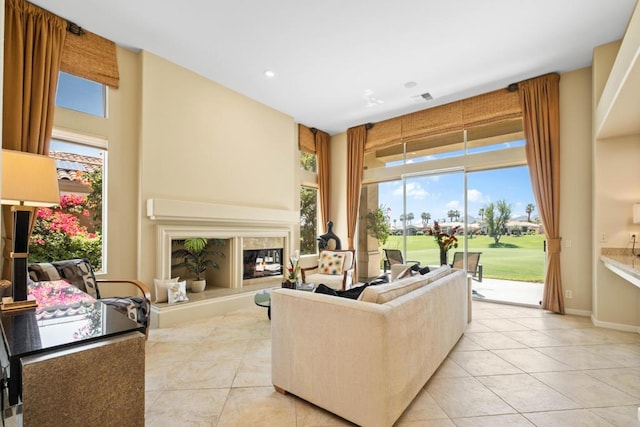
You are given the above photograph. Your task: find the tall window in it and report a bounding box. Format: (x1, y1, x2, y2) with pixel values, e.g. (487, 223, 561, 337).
(30, 137, 106, 270)
(30, 72, 109, 270)
(300, 152, 318, 255)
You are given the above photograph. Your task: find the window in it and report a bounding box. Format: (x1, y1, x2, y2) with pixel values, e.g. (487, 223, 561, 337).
(29, 136, 107, 271)
(300, 186, 318, 255)
(300, 152, 318, 255)
(55, 71, 106, 117)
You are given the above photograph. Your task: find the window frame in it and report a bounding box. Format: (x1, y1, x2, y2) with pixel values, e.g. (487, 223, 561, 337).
(50, 128, 108, 273)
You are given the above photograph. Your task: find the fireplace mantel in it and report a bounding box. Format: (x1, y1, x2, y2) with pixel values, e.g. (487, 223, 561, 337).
(146, 198, 299, 225)
(147, 198, 298, 287)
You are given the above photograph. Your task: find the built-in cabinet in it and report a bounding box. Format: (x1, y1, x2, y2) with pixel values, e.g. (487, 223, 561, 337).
(593, 0, 640, 332)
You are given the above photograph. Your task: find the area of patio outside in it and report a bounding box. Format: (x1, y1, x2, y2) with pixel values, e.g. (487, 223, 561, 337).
(380, 232, 545, 307)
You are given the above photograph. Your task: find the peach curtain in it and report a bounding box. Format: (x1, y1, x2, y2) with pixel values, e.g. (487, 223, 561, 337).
(2, 0, 66, 280)
(346, 125, 367, 252)
(315, 129, 330, 228)
(519, 73, 564, 314)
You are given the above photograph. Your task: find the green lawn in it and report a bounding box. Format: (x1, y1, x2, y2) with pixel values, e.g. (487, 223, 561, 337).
(382, 234, 546, 282)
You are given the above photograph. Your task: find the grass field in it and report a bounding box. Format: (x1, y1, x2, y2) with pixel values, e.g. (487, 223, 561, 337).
(383, 234, 546, 282)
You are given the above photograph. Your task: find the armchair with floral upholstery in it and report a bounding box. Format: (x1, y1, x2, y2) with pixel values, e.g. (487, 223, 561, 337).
(300, 249, 355, 291)
(27, 258, 151, 337)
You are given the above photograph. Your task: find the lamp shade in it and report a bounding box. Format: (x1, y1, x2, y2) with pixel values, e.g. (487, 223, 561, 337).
(1, 149, 60, 206)
(634, 203, 640, 224)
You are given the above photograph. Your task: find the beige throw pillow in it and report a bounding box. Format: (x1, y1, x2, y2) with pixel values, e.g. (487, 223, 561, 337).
(154, 277, 180, 303)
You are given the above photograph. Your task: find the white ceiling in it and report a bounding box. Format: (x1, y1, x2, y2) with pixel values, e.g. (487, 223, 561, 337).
(31, 0, 637, 135)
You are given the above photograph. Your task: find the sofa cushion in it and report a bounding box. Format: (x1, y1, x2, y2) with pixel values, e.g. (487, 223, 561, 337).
(422, 265, 452, 282)
(358, 274, 425, 304)
(358, 266, 453, 304)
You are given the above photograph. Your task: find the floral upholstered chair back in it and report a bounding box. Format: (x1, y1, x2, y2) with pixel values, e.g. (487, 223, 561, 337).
(28, 258, 150, 331)
(28, 258, 100, 298)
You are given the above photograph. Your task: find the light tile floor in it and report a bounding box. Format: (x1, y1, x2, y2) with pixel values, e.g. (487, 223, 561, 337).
(145, 300, 640, 426)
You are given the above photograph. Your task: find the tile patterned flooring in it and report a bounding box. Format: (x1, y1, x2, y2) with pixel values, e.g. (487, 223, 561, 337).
(145, 300, 640, 426)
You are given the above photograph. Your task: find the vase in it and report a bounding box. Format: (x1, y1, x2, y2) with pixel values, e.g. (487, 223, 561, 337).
(282, 281, 296, 289)
(439, 249, 448, 266)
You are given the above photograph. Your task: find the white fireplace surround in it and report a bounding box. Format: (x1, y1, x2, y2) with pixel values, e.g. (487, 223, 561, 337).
(147, 199, 299, 288)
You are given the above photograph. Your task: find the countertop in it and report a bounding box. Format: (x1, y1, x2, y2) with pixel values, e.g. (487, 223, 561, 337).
(600, 252, 640, 289)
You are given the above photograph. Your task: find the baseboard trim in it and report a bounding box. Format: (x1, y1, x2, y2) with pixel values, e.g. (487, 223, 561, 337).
(565, 308, 592, 317)
(591, 314, 640, 333)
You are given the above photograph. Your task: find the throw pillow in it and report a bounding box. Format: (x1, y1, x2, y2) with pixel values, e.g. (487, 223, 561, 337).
(397, 266, 414, 279)
(153, 277, 180, 303)
(168, 280, 188, 304)
(318, 251, 346, 275)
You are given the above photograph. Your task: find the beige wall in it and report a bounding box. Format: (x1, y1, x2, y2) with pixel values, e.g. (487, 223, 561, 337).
(137, 51, 297, 284)
(591, 41, 640, 329)
(559, 68, 594, 313)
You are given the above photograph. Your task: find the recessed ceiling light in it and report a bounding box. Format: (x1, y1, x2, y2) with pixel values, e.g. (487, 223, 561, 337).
(264, 70, 275, 78)
(404, 81, 417, 89)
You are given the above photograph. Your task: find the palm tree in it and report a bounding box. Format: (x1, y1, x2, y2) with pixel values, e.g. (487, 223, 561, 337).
(407, 212, 414, 225)
(447, 210, 456, 222)
(526, 203, 535, 222)
(478, 208, 485, 222)
(421, 212, 428, 226)
(393, 218, 397, 228)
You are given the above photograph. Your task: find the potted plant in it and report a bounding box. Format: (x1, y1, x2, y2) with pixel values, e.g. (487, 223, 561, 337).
(171, 237, 224, 292)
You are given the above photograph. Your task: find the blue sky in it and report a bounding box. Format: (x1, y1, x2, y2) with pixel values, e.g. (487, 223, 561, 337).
(377, 163, 536, 227)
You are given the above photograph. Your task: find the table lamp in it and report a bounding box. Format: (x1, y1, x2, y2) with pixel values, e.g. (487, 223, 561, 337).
(1, 149, 60, 310)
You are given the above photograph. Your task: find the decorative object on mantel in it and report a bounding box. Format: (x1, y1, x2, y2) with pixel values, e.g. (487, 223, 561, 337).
(424, 221, 460, 266)
(317, 220, 342, 251)
(283, 250, 300, 289)
(171, 237, 225, 292)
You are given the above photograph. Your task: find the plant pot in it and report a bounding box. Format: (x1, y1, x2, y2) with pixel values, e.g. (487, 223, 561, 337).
(190, 280, 206, 293)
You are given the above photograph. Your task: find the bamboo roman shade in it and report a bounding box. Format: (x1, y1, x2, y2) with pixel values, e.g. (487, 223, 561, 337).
(298, 124, 316, 153)
(60, 26, 119, 88)
(365, 87, 522, 153)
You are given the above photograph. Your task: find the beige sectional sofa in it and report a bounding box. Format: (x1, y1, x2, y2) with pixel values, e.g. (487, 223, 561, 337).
(271, 266, 469, 427)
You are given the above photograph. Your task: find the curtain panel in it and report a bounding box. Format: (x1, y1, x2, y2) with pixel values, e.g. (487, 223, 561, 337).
(519, 73, 564, 314)
(346, 125, 367, 253)
(3, 0, 66, 280)
(315, 130, 330, 228)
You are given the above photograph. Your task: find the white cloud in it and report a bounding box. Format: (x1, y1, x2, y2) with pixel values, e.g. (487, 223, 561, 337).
(446, 200, 460, 209)
(392, 182, 429, 200)
(467, 189, 486, 203)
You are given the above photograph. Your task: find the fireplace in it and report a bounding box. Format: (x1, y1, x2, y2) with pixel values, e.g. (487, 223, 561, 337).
(151, 199, 296, 289)
(242, 248, 283, 279)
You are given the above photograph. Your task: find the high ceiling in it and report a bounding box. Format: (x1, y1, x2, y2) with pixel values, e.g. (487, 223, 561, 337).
(31, 0, 637, 135)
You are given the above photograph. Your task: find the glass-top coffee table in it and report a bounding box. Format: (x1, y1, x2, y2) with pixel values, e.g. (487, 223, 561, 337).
(254, 284, 316, 319)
